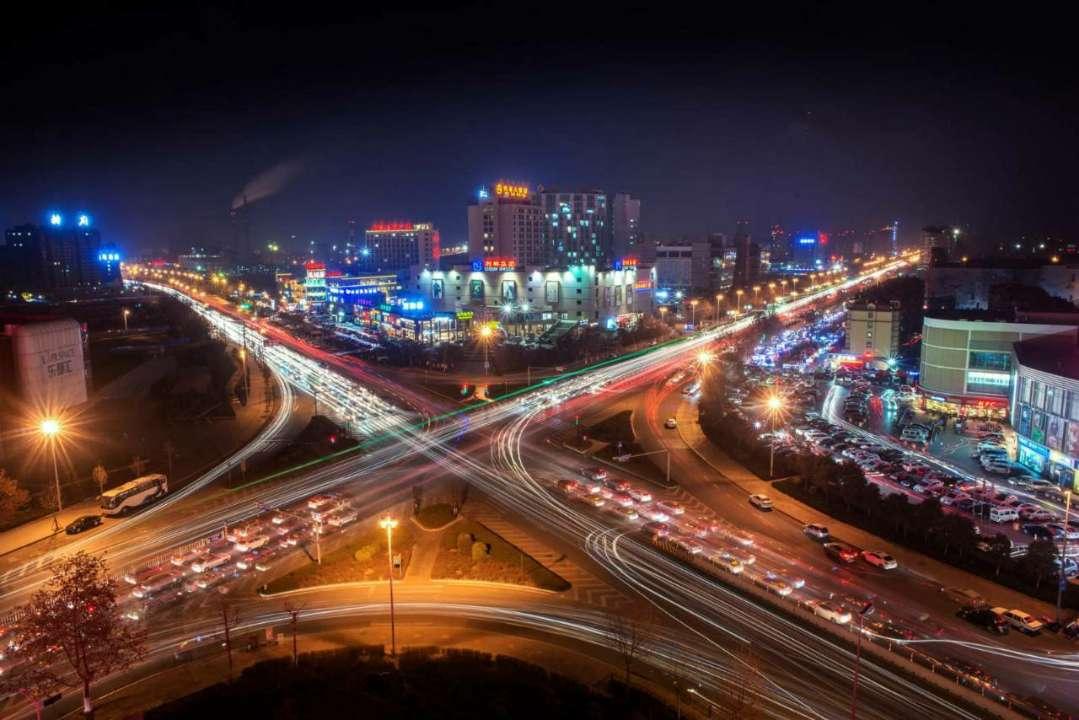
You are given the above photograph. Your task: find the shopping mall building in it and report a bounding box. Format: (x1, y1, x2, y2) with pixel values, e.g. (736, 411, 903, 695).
(918, 311, 1079, 420)
(1010, 333, 1079, 488)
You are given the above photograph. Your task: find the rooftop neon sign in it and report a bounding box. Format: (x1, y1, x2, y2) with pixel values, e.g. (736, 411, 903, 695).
(494, 182, 529, 200)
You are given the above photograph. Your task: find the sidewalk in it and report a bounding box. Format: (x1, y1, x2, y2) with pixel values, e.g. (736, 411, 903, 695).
(673, 401, 1062, 619)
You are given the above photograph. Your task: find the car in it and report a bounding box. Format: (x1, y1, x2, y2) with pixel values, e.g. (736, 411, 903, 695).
(824, 542, 859, 563)
(306, 494, 337, 511)
(171, 547, 204, 567)
(867, 620, 916, 641)
(807, 600, 852, 624)
(327, 510, 359, 527)
(1023, 524, 1054, 540)
(984, 461, 1013, 476)
(191, 552, 232, 573)
(626, 486, 653, 503)
(711, 551, 744, 574)
(611, 493, 634, 508)
(996, 608, 1044, 635)
(234, 535, 270, 552)
(676, 519, 709, 539)
(803, 523, 830, 540)
(643, 521, 670, 537)
(748, 494, 773, 511)
(613, 506, 639, 521)
(763, 577, 793, 596)
(664, 417, 678, 429)
(583, 495, 606, 508)
(556, 479, 581, 494)
(639, 506, 669, 522)
(943, 587, 987, 608)
(656, 500, 685, 516)
(582, 467, 608, 482)
(861, 550, 898, 570)
(1045, 523, 1079, 540)
(671, 536, 704, 555)
(65, 515, 102, 535)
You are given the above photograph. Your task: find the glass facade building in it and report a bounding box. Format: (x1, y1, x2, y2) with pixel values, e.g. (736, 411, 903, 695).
(1011, 334, 1079, 489)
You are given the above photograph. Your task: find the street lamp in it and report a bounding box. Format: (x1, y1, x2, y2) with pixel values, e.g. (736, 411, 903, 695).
(1057, 489, 1073, 624)
(714, 294, 724, 323)
(765, 395, 783, 478)
(735, 289, 745, 313)
(122, 308, 131, 332)
(479, 325, 493, 376)
(689, 299, 699, 327)
(39, 418, 63, 530)
(752, 285, 761, 305)
(379, 516, 399, 658)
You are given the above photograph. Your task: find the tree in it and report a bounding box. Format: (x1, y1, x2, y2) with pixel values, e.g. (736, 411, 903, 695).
(90, 464, 108, 497)
(1019, 539, 1058, 590)
(12, 552, 144, 715)
(0, 469, 30, 521)
(129, 455, 148, 478)
(984, 533, 1013, 576)
(607, 606, 652, 687)
(880, 493, 911, 538)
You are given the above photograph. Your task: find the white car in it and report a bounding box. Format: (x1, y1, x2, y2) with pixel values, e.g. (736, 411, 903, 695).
(327, 510, 359, 527)
(748, 494, 773, 511)
(626, 486, 653, 503)
(656, 500, 685, 516)
(861, 550, 898, 570)
(307, 494, 338, 511)
(639, 506, 669, 522)
(171, 548, 203, 567)
(191, 552, 231, 573)
(807, 600, 851, 625)
(997, 608, 1044, 635)
(763, 577, 793, 596)
(664, 417, 678, 429)
(234, 535, 270, 553)
(712, 552, 744, 574)
(803, 523, 830, 540)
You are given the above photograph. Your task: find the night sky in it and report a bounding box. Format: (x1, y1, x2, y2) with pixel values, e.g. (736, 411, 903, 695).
(2, 3, 1076, 254)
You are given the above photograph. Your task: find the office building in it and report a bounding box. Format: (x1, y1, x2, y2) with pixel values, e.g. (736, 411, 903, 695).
(926, 257, 1079, 312)
(732, 223, 760, 288)
(653, 241, 712, 298)
(2, 214, 112, 293)
(918, 311, 1079, 419)
(360, 222, 440, 274)
(845, 301, 900, 358)
(467, 182, 546, 266)
(921, 226, 954, 259)
(610, 193, 641, 258)
(1010, 333, 1079, 486)
(540, 189, 610, 266)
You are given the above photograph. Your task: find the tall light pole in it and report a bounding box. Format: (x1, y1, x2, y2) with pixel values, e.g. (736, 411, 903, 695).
(1057, 489, 1073, 623)
(379, 516, 399, 658)
(479, 325, 492, 376)
(714, 294, 723, 323)
(122, 308, 130, 332)
(765, 395, 782, 478)
(735, 289, 744, 313)
(752, 285, 761, 306)
(40, 418, 62, 531)
(690, 299, 698, 327)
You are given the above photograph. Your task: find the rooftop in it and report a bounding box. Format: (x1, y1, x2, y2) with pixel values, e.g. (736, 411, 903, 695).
(926, 308, 1079, 326)
(1013, 333, 1079, 381)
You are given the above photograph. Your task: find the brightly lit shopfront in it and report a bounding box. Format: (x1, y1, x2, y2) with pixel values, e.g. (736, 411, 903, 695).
(1011, 334, 1079, 490)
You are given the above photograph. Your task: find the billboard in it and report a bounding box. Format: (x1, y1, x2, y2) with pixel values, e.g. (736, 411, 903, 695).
(9, 320, 88, 410)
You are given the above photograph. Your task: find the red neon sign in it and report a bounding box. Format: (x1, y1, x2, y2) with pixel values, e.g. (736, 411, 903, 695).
(483, 257, 518, 271)
(368, 221, 416, 232)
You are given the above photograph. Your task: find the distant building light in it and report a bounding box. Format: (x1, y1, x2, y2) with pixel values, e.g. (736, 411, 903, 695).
(49, 213, 63, 226)
(77, 214, 90, 227)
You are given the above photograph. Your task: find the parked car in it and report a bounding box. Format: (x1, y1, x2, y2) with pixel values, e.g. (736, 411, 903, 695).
(957, 607, 1009, 634)
(656, 500, 685, 516)
(803, 523, 830, 541)
(65, 515, 102, 535)
(995, 608, 1044, 635)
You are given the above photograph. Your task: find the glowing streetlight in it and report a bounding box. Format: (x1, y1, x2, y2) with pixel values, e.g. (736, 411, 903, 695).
(752, 285, 761, 305)
(122, 308, 131, 332)
(696, 351, 714, 366)
(39, 418, 63, 530)
(689, 299, 699, 327)
(479, 325, 493, 375)
(379, 516, 399, 658)
(764, 395, 783, 478)
(735, 288, 745, 313)
(714, 293, 724, 323)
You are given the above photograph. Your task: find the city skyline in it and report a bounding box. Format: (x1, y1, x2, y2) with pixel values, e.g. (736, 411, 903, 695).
(2, 4, 1076, 253)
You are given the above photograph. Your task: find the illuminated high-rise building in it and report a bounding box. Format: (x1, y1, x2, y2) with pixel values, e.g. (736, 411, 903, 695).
(467, 182, 545, 266)
(539, 188, 610, 266)
(360, 222, 440, 273)
(1, 213, 111, 292)
(610, 193, 641, 259)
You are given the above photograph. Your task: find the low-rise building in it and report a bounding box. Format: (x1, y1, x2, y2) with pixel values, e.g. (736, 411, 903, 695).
(918, 311, 1079, 419)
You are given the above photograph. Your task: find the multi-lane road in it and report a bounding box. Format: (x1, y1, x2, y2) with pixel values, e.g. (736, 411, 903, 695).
(6, 255, 1060, 719)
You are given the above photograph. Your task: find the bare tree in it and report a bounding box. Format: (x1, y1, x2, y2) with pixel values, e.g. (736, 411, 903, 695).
(723, 644, 762, 720)
(10, 552, 144, 715)
(129, 455, 148, 478)
(607, 605, 652, 687)
(162, 441, 176, 479)
(90, 464, 108, 497)
(0, 469, 30, 522)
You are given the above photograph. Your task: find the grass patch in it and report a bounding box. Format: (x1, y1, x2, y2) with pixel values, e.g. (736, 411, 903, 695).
(585, 410, 635, 444)
(265, 521, 415, 593)
(433, 519, 570, 592)
(415, 503, 458, 529)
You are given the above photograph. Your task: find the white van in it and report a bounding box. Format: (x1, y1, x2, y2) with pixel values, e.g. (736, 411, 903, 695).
(989, 506, 1019, 523)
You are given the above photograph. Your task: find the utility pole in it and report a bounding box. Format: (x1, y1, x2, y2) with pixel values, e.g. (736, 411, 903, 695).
(851, 602, 873, 719)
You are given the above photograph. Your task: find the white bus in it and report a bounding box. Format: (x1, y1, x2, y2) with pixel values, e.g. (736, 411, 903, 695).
(100, 474, 168, 516)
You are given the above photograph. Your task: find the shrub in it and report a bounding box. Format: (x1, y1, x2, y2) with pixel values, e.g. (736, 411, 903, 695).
(353, 544, 377, 563)
(471, 541, 490, 562)
(456, 532, 474, 555)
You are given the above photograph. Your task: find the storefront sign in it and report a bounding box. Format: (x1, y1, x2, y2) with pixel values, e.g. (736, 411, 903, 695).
(456, 310, 474, 320)
(484, 257, 518, 272)
(494, 182, 529, 199)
